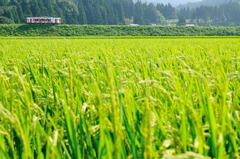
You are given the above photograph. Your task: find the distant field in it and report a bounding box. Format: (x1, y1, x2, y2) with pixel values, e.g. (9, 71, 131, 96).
(0, 37, 239, 159)
(0, 24, 240, 36)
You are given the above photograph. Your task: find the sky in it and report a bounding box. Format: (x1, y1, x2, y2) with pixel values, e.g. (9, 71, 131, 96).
(139, 0, 202, 5)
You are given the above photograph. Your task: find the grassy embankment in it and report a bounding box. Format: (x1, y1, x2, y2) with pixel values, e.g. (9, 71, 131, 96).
(0, 24, 240, 36)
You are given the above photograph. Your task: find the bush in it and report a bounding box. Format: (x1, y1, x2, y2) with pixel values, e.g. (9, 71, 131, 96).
(0, 16, 15, 24)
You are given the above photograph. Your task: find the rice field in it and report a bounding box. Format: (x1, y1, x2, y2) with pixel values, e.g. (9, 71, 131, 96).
(0, 37, 239, 159)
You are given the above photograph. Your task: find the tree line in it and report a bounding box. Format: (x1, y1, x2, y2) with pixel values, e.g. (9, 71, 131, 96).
(0, 0, 171, 25)
(178, 2, 240, 26)
(0, 0, 239, 26)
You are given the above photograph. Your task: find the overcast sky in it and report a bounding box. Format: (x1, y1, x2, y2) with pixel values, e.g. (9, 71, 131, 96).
(139, 0, 202, 5)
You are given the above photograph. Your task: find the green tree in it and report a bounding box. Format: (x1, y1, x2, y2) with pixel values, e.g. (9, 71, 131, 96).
(0, 0, 7, 6)
(0, 16, 15, 23)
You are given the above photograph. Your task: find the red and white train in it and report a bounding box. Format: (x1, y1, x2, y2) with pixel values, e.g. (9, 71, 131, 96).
(27, 17, 61, 24)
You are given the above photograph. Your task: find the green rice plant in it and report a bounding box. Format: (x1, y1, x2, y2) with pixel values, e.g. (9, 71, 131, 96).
(0, 37, 239, 159)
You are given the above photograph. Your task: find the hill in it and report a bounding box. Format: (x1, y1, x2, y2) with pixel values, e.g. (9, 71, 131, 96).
(0, 0, 170, 25)
(1, 0, 240, 26)
(183, 0, 240, 7)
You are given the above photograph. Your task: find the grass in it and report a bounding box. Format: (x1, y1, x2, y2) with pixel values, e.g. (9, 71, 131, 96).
(0, 37, 239, 159)
(1, 24, 240, 36)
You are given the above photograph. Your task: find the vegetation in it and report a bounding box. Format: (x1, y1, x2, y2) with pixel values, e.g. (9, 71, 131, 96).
(178, 1, 240, 26)
(1, 24, 240, 36)
(0, 37, 239, 159)
(0, 0, 240, 26)
(184, 0, 239, 7)
(0, 0, 169, 25)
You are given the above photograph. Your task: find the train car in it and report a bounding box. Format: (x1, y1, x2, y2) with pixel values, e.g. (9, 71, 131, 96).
(27, 17, 61, 24)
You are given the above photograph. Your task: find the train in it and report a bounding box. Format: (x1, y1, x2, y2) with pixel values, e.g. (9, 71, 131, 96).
(27, 17, 61, 24)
